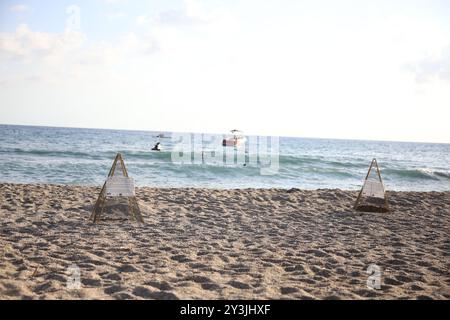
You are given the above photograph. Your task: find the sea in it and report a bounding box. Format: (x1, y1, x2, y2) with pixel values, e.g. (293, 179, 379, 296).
(0, 125, 448, 191)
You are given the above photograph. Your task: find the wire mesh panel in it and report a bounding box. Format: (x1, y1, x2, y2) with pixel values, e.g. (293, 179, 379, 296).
(361, 180, 385, 198)
(105, 176, 135, 197)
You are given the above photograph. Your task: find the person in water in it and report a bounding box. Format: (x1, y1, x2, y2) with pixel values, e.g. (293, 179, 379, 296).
(152, 142, 161, 151)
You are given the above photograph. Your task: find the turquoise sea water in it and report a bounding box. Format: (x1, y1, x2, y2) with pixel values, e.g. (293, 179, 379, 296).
(0, 125, 448, 191)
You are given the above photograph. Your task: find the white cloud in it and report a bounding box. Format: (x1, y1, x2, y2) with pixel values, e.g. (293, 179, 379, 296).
(0, 24, 85, 61)
(407, 45, 450, 83)
(0, 23, 158, 86)
(136, 0, 218, 27)
(76, 32, 157, 66)
(9, 4, 29, 12)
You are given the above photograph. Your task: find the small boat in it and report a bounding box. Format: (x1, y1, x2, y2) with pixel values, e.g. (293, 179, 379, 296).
(222, 130, 246, 147)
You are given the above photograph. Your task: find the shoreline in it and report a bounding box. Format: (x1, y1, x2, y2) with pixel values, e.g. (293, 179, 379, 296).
(0, 182, 448, 193)
(1, 183, 449, 299)
(2, 123, 449, 145)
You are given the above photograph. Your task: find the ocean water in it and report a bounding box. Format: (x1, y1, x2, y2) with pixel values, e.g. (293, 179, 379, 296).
(0, 125, 448, 191)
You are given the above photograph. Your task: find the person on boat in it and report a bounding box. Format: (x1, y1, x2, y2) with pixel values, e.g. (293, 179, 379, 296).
(152, 142, 161, 151)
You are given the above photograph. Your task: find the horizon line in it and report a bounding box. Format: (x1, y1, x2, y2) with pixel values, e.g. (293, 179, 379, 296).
(1, 122, 448, 145)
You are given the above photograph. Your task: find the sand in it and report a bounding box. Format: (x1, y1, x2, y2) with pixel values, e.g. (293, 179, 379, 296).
(0, 183, 449, 300)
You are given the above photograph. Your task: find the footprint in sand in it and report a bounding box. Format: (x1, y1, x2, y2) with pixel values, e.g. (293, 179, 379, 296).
(229, 263, 251, 273)
(34, 282, 55, 293)
(103, 273, 122, 281)
(45, 273, 66, 283)
(280, 287, 299, 295)
(354, 289, 380, 298)
(201, 283, 222, 291)
(117, 264, 139, 273)
(188, 262, 208, 269)
(409, 284, 424, 292)
(82, 278, 102, 287)
(113, 292, 134, 300)
(284, 265, 305, 273)
(145, 280, 173, 291)
(185, 275, 212, 284)
(170, 254, 192, 263)
(132, 286, 178, 300)
(395, 275, 413, 283)
(104, 285, 127, 295)
(384, 277, 403, 286)
(227, 280, 251, 290)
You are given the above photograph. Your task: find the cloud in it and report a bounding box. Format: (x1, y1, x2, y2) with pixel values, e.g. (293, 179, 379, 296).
(0, 24, 85, 61)
(0, 22, 159, 64)
(0, 0, 225, 86)
(137, 0, 216, 27)
(76, 32, 157, 66)
(9, 4, 29, 12)
(0, 22, 159, 86)
(407, 45, 450, 83)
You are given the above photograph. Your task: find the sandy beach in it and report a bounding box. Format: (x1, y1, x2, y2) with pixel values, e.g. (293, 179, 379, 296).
(0, 183, 449, 300)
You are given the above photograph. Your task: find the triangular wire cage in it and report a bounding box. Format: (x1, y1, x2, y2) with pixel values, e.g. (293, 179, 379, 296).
(354, 158, 390, 213)
(90, 153, 144, 223)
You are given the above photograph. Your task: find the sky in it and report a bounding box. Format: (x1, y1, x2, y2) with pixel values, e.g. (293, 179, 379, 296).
(0, 0, 450, 143)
